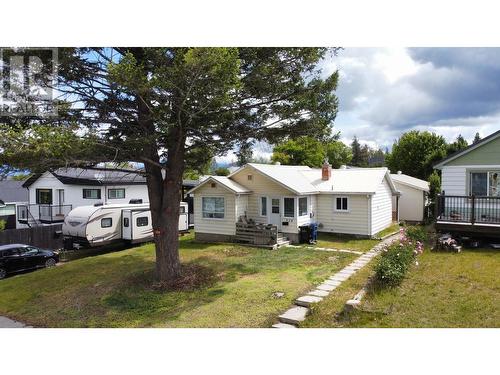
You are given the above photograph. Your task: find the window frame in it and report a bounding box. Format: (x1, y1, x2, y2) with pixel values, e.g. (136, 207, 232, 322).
(469, 170, 500, 197)
(260, 196, 267, 217)
(298, 196, 308, 217)
(335, 196, 349, 212)
(108, 188, 125, 200)
(283, 197, 295, 218)
(101, 217, 112, 228)
(36, 188, 53, 204)
(201, 196, 225, 220)
(136, 216, 149, 227)
(83, 188, 101, 200)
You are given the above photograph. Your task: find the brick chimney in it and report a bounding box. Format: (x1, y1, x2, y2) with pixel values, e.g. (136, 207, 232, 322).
(321, 159, 332, 181)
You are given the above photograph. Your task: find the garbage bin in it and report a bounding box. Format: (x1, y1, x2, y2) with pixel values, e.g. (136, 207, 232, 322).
(299, 225, 311, 244)
(309, 222, 318, 243)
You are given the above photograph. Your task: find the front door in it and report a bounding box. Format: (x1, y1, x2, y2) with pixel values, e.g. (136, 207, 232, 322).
(269, 197, 281, 230)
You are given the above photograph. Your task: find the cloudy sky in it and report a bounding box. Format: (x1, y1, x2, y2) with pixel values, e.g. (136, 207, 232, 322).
(222, 48, 500, 163)
(324, 47, 500, 149)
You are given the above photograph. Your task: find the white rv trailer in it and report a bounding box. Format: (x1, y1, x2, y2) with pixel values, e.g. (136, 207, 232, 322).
(62, 202, 189, 249)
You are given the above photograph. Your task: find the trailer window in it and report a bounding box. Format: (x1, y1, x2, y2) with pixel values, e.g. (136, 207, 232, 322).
(136, 216, 149, 227)
(101, 218, 112, 228)
(123, 217, 129, 227)
(180, 206, 186, 214)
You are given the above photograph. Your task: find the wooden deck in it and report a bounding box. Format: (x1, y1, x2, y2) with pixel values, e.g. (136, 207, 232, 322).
(235, 219, 290, 249)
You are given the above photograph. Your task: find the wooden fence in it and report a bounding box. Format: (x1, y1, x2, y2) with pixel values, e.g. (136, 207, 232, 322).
(0, 224, 63, 250)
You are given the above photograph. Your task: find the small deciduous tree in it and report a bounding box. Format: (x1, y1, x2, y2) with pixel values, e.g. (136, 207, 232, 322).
(386, 130, 447, 180)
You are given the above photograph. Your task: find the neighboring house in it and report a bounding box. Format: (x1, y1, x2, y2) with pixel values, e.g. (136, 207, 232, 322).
(391, 171, 429, 223)
(19, 168, 198, 226)
(188, 162, 399, 243)
(434, 129, 500, 237)
(0, 179, 29, 229)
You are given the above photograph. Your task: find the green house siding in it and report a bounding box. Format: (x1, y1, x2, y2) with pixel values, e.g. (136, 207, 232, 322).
(447, 136, 500, 166)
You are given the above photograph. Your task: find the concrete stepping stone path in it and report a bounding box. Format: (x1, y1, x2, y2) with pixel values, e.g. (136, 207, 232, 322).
(272, 233, 400, 328)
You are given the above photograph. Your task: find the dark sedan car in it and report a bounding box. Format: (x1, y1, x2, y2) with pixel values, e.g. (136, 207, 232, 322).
(0, 244, 59, 279)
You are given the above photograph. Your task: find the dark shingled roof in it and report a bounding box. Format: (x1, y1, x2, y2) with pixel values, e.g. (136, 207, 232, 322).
(22, 168, 200, 188)
(0, 180, 29, 202)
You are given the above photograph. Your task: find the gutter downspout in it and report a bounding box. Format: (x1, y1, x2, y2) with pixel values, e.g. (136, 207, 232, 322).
(367, 194, 372, 237)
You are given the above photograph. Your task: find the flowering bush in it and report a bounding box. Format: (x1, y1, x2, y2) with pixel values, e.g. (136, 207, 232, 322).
(404, 225, 427, 243)
(375, 227, 424, 287)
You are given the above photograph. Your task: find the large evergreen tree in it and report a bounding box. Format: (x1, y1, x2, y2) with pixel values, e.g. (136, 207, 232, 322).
(0, 47, 340, 283)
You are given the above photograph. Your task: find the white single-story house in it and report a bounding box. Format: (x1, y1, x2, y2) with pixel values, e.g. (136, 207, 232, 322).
(391, 171, 429, 223)
(433, 129, 500, 237)
(188, 162, 400, 243)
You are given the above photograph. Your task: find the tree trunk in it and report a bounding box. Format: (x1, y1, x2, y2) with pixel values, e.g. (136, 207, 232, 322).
(137, 88, 184, 283)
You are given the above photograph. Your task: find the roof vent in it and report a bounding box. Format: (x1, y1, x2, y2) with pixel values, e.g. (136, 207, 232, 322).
(397, 170, 402, 175)
(339, 165, 347, 170)
(129, 199, 143, 204)
(94, 202, 104, 207)
(274, 161, 281, 165)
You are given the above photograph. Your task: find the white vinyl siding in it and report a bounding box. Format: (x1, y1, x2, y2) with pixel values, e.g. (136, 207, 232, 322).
(441, 166, 467, 195)
(393, 181, 426, 222)
(316, 194, 370, 236)
(193, 181, 237, 236)
(371, 176, 393, 235)
(231, 167, 300, 233)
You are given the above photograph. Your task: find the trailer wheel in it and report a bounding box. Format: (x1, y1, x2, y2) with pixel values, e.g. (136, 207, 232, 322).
(0, 268, 6, 279)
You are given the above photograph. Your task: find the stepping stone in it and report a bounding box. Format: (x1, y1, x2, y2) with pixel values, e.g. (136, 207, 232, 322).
(324, 279, 342, 286)
(272, 323, 297, 328)
(308, 289, 330, 297)
(330, 274, 349, 282)
(317, 283, 338, 292)
(344, 299, 361, 312)
(339, 269, 356, 275)
(278, 306, 309, 325)
(295, 295, 323, 307)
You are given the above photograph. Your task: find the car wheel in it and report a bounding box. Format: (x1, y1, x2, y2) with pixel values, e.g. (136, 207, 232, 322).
(45, 258, 57, 268)
(0, 268, 6, 279)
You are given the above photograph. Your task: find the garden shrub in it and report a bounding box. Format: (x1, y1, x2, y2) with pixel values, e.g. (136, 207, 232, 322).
(0, 220, 5, 231)
(405, 225, 427, 243)
(374, 227, 424, 287)
(374, 243, 414, 286)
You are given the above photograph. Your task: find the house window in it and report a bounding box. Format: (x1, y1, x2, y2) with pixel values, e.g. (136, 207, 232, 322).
(108, 188, 125, 199)
(260, 197, 267, 216)
(136, 216, 149, 227)
(470, 171, 500, 196)
(36, 189, 52, 204)
(83, 189, 101, 199)
(284, 197, 295, 218)
(202, 197, 225, 219)
(101, 218, 112, 228)
(271, 198, 280, 214)
(298, 197, 308, 216)
(335, 197, 349, 211)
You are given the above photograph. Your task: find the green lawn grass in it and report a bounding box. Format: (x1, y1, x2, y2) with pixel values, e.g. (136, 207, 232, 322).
(313, 232, 379, 252)
(0, 233, 356, 328)
(304, 248, 500, 328)
(374, 222, 400, 238)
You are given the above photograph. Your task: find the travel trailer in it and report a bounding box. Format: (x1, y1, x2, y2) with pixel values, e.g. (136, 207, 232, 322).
(62, 202, 189, 249)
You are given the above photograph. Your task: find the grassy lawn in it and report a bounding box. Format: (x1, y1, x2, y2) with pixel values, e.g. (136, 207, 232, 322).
(0, 232, 356, 328)
(304, 248, 500, 328)
(374, 222, 400, 238)
(312, 232, 379, 252)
